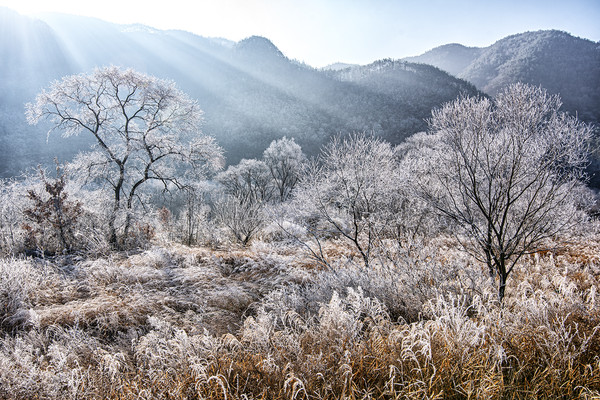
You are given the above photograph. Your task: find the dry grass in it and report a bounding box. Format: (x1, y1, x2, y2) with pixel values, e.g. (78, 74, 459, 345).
(0, 236, 598, 399)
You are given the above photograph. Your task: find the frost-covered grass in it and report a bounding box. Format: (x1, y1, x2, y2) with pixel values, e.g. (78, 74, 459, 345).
(0, 237, 598, 399)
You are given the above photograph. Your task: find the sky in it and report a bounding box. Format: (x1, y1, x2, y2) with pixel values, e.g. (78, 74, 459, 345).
(1, 0, 599, 67)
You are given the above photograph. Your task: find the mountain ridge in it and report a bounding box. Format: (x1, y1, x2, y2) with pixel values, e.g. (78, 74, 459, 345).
(403, 43, 482, 76)
(404, 30, 600, 123)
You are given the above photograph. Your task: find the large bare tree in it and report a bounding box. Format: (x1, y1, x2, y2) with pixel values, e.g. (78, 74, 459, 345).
(26, 66, 223, 246)
(422, 83, 592, 301)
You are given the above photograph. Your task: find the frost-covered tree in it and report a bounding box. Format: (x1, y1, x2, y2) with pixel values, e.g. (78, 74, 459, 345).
(213, 194, 265, 246)
(175, 184, 212, 246)
(213, 159, 273, 245)
(26, 66, 223, 246)
(263, 137, 306, 202)
(421, 83, 592, 301)
(216, 159, 274, 205)
(394, 132, 443, 242)
(293, 134, 399, 267)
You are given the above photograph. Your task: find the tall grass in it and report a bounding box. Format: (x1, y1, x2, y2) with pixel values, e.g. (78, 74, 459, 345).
(0, 238, 598, 399)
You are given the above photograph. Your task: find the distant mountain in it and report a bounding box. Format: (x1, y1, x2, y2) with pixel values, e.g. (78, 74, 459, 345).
(0, 8, 481, 177)
(0, 9, 88, 177)
(332, 59, 479, 100)
(235, 35, 286, 60)
(404, 44, 482, 76)
(405, 30, 600, 124)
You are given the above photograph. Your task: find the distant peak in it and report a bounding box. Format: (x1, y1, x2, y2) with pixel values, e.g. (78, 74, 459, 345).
(235, 36, 284, 58)
(492, 29, 583, 45)
(431, 43, 479, 50)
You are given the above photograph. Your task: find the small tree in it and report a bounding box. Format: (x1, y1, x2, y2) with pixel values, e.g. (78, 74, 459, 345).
(26, 66, 223, 246)
(423, 84, 592, 301)
(263, 137, 306, 202)
(23, 163, 82, 254)
(214, 159, 272, 245)
(213, 195, 265, 246)
(175, 182, 212, 246)
(293, 134, 399, 267)
(216, 159, 274, 205)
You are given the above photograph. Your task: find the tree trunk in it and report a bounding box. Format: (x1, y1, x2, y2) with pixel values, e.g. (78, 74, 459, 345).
(186, 196, 195, 246)
(123, 208, 133, 244)
(498, 257, 507, 302)
(109, 173, 125, 247)
(108, 210, 118, 247)
(498, 276, 506, 303)
(486, 225, 495, 278)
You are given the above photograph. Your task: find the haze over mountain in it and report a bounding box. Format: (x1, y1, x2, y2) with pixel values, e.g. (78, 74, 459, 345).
(1, 8, 599, 185)
(405, 30, 600, 124)
(0, 7, 481, 177)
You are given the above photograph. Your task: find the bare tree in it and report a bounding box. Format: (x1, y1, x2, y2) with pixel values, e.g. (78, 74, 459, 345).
(213, 159, 273, 245)
(293, 134, 399, 268)
(213, 194, 265, 246)
(26, 66, 223, 246)
(421, 83, 592, 301)
(263, 137, 306, 202)
(177, 185, 210, 246)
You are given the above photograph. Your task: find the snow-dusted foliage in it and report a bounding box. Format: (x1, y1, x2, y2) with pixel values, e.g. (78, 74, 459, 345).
(0, 258, 39, 332)
(263, 136, 306, 202)
(292, 134, 401, 267)
(0, 239, 598, 399)
(413, 84, 592, 300)
(26, 66, 224, 246)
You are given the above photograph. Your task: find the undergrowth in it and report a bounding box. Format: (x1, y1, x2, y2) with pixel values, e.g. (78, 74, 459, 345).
(0, 238, 598, 399)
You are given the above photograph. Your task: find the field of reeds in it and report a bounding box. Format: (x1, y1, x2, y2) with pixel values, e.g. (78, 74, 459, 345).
(0, 234, 598, 400)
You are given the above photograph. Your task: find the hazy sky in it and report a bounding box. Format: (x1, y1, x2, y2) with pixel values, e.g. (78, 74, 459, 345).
(1, 0, 599, 67)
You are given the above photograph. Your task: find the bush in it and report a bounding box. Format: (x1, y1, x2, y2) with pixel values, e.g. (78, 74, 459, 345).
(22, 165, 82, 254)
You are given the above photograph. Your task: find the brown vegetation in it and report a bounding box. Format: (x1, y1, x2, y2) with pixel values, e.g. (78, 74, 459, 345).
(0, 235, 598, 399)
